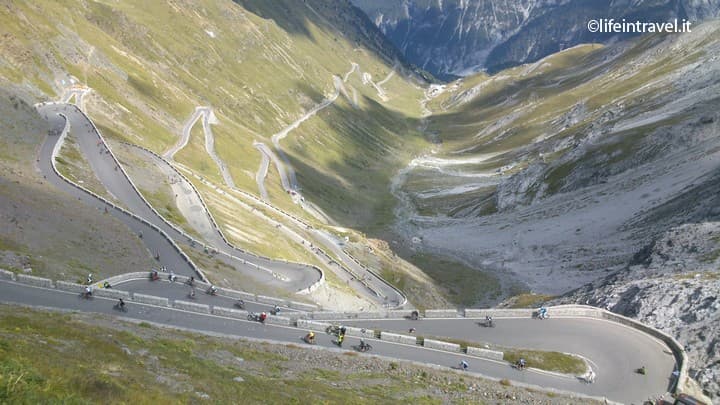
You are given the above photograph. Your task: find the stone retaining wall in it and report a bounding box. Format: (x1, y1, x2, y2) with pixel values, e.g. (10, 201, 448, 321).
(296, 319, 331, 332)
(173, 300, 210, 314)
(94, 288, 131, 299)
(385, 310, 414, 319)
(279, 312, 307, 321)
(211, 306, 249, 320)
(132, 293, 169, 307)
(303, 311, 345, 320)
(467, 347, 504, 360)
(220, 289, 256, 302)
(550, 305, 601, 318)
(55, 281, 86, 293)
(0, 269, 15, 281)
(344, 326, 375, 339)
(103, 272, 153, 286)
(464, 308, 535, 318)
(16, 274, 53, 288)
(305, 311, 387, 320)
(424, 309, 459, 318)
(380, 332, 417, 345)
(265, 315, 292, 326)
(423, 339, 461, 352)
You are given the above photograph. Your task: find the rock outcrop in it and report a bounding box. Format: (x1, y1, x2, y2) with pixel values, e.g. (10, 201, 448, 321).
(558, 222, 720, 400)
(352, 0, 720, 77)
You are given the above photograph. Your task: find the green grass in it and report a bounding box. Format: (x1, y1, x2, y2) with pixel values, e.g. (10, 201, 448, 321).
(2, 305, 576, 404)
(503, 349, 586, 375)
(415, 334, 585, 375)
(408, 253, 501, 307)
(55, 133, 116, 203)
(0, 310, 329, 403)
(504, 293, 556, 309)
(140, 188, 188, 227)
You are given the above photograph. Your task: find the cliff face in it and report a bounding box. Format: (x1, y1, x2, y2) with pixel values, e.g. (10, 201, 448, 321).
(557, 222, 720, 400)
(352, 0, 720, 77)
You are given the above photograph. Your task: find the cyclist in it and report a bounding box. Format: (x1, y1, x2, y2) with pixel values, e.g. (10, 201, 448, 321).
(517, 358, 526, 370)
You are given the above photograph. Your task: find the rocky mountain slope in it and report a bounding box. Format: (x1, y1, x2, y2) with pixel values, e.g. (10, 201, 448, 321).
(557, 222, 720, 400)
(352, 0, 720, 77)
(390, 20, 720, 399)
(393, 21, 720, 299)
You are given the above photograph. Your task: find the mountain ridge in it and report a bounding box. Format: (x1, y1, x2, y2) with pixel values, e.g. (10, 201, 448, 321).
(352, 0, 720, 77)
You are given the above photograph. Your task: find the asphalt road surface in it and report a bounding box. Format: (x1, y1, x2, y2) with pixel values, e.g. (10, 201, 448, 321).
(0, 278, 675, 404)
(343, 317, 677, 403)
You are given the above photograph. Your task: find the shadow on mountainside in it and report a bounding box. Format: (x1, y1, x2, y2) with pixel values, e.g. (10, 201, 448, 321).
(234, 0, 315, 39)
(280, 92, 422, 230)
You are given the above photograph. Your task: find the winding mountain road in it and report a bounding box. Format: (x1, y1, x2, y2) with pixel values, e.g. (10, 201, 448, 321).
(11, 102, 679, 404)
(252, 141, 271, 200)
(37, 103, 321, 291)
(164, 106, 235, 188)
(0, 275, 676, 405)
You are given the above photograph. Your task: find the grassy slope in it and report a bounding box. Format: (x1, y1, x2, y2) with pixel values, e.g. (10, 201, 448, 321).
(0, 1, 443, 298)
(0, 306, 593, 404)
(55, 132, 117, 205)
(0, 88, 156, 281)
(0, 0, 427, 254)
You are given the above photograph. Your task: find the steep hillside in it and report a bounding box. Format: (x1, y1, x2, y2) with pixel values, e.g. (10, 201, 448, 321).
(557, 222, 720, 399)
(1, 0, 427, 227)
(353, 0, 720, 77)
(0, 305, 597, 404)
(394, 22, 720, 301)
(0, 87, 157, 282)
(0, 0, 445, 302)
